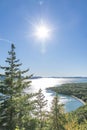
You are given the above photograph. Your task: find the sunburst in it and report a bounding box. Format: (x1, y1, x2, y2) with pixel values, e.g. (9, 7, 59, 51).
(34, 23, 51, 41)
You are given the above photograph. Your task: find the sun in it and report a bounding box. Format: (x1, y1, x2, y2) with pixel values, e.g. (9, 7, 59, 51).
(30, 20, 52, 53)
(34, 24, 50, 40)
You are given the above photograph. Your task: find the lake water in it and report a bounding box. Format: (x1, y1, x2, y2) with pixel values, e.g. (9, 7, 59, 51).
(29, 77, 87, 112)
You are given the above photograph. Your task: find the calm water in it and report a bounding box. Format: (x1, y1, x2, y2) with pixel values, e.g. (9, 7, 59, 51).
(29, 77, 87, 112)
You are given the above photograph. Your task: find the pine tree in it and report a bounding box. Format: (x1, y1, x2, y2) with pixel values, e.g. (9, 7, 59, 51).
(35, 89, 48, 130)
(49, 93, 66, 130)
(0, 44, 34, 130)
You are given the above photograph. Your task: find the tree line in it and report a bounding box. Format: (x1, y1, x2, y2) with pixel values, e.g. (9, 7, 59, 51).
(48, 83, 87, 102)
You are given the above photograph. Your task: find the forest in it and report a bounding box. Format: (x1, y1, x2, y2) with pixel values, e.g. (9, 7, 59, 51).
(48, 83, 87, 102)
(0, 44, 87, 130)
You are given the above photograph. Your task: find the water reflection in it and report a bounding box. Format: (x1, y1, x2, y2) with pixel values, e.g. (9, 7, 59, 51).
(29, 78, 86, 112)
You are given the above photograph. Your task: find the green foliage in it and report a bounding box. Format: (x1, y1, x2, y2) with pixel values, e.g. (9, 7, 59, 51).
(0, 44, 87, 130)
(49, 83, 87, 102)
(0, 44, 34, 130)
(65, 113, 87, 130)
(48, 83, 87, 129)
(72, 104, 87, 123)
(35, 89, 48, 130)
(65, 114, 79, 130)
(49, 93, 66, 130)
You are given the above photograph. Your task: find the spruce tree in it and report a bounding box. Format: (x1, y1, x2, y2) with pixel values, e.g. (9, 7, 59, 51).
(35, 89, 48, 130)
(0, 44, 34, 130)
(49, 93, 66, 130)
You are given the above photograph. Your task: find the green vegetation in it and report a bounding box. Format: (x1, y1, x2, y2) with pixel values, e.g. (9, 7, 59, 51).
(0, 44, 35, 130)
(49, 93, 66, 130)
(48, 83, 87, 102)
(0, 44, 87, 130)
(35, 89, 48, 130)
(72, 104, 87, 123)
(47, 83, 87, 129)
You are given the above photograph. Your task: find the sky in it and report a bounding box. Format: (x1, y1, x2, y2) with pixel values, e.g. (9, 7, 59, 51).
(0, 0, 87, 77)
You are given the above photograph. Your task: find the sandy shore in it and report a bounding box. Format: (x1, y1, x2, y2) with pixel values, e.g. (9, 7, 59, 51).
(72, 95, 86, 105)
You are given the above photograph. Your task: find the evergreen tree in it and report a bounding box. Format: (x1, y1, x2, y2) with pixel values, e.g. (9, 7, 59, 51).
(49, 93, 66, 130)
(0, 44, 34, 130)
(35, 89, 48, 130)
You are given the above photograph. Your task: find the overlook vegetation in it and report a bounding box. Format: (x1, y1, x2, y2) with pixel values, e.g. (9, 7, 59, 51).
(0, 44, 87, 130)
(48, 83, 87, 129)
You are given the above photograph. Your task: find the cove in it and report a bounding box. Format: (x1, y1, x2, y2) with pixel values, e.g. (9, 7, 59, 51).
(30, 77, 87, 112)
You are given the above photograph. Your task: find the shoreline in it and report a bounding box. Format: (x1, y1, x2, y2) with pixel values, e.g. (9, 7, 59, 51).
(47, 88, 86, 105)
(72, 95, 86, 105)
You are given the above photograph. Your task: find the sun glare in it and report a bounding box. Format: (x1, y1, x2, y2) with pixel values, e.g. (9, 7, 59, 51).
(30, 20, 52, 53)
(35, 24, 50, 40)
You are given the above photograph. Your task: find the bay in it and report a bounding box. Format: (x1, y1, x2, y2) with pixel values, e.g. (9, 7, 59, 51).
(29, 77, 87, 112)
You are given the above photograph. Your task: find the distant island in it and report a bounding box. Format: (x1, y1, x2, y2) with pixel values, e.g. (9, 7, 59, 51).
(32, 76, 87, 79)
(1, 74, 87, 80)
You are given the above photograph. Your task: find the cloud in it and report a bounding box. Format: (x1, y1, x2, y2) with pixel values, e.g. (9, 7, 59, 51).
(0, 38, 13, 43)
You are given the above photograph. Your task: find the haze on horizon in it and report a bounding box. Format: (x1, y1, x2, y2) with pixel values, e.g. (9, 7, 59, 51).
(0, 0, 87, 77)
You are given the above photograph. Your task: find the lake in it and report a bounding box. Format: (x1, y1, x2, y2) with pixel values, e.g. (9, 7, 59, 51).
(29, 77, 87, 112)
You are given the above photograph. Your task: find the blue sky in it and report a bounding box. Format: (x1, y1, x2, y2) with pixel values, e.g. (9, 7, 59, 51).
(0, 0, 87, 77)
